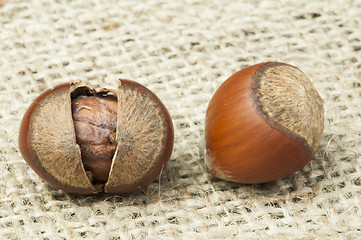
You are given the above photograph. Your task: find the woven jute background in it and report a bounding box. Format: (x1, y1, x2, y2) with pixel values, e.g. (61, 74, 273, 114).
(1, 0, 360, 239)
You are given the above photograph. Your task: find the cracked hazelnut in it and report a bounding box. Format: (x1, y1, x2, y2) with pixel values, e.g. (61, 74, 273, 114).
(19, 80, 174, 194)
(204, 62, 324, 184)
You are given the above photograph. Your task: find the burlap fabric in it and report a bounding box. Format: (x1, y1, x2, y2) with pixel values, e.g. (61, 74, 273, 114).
(1, 0, 360, 239)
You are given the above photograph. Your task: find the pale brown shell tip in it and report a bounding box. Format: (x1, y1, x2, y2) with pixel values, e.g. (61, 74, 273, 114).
(251, 62, 324, 156)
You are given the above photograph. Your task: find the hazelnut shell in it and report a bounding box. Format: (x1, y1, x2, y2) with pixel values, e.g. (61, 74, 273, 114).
(204, 62, 324, 184)
(19, 80, 174, 194)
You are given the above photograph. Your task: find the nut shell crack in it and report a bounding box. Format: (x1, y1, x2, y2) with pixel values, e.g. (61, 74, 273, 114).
(72, 95, 118, 183)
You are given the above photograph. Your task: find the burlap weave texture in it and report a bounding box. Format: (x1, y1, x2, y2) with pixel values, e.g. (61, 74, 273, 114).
(0, 0, 360, 239)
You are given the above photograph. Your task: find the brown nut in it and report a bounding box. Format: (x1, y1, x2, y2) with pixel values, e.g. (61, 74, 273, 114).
(19, 80, 174, 194)
(204, 62, 324, 184)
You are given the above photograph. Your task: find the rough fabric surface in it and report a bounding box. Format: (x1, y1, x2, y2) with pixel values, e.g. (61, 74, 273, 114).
(0, 0, 360, 239)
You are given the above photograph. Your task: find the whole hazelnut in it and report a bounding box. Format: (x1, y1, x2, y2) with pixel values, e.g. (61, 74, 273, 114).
(204, 62, 324, 184)
(19, 80, 174, 194)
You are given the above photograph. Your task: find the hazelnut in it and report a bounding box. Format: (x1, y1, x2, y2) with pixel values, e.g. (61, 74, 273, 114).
(19, 80, 174, 194)
(204, 62, 324, 184)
